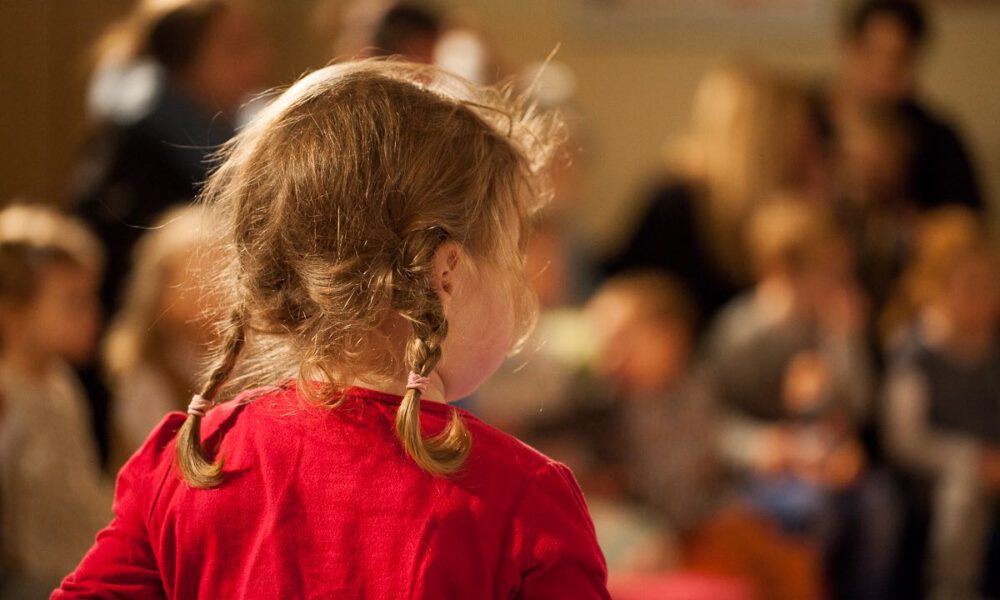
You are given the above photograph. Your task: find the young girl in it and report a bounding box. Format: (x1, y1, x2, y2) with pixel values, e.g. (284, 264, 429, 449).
(105, 204, 224, 464)
(883, 207, 1000, 600)
(55, 60, 609, 598)
(0, 204, 111, 594)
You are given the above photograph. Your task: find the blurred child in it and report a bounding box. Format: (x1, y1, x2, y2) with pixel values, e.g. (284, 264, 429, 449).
(105, 205, 224, 463)
(588, 271, 823, 600)
(587, 272, 720, 533)
(706, 200, 872, 433)
(705, 200, 897, 599)
(883, 207, 1000, 600)
(0, 205, 112, 594)
(55, 61, 609, 598)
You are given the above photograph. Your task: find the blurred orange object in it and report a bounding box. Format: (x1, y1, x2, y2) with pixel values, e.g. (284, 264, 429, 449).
(609, 571, 754, 600)
(683, 506, 823, 600)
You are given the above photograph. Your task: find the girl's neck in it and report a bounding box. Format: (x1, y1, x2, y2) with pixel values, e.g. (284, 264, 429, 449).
(350, 371, 449, 404)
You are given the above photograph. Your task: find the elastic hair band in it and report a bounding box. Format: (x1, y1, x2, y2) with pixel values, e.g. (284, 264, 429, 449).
(406, 371, 431, 394)
(187, 394, 213, 418)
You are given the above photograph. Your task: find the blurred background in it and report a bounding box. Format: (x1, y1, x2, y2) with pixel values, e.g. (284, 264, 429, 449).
(3, 1, 1000, 599)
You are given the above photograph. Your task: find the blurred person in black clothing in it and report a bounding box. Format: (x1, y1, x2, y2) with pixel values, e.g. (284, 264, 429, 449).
(827, 0, 982, 212)
(68, 0, 269, 465)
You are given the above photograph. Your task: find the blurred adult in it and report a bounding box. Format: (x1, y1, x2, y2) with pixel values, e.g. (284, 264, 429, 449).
(605, 63, 830, 325)
(68, 0, 269, 464)
(829, 0, 982, 211)
(73, 0, 269, 313)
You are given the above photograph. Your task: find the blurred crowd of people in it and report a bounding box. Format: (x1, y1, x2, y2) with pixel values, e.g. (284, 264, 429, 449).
(0, 1, 995, 599)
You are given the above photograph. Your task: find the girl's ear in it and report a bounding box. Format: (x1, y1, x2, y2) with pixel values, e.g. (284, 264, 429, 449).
(432, 241, 463, 303)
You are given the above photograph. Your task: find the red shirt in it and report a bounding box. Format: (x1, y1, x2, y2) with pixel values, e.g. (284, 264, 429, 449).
(53, 385, 610, 599)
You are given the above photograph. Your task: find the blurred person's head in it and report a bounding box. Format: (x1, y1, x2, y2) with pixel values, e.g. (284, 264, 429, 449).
(673, 62, 830, 282)
(104, 205, 225, 394)
(0, 205, 103, 371)
(372, 3, 441, 63)
(840, 1, 929, 103)
(838, 102, 914, 207)
(587, 272, 697, 396)
(885, 207, 1000, 344)
(95, 0, 270, 118)
(747, 199, 855, 314)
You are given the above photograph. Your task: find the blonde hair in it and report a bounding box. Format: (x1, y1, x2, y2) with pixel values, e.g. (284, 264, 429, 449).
(671, 63, 816, 281)
(881, 206, 997, 340)
(746, 200, 843, 279)
(177, 60, 560, 488)
(104, 204, 219, 405)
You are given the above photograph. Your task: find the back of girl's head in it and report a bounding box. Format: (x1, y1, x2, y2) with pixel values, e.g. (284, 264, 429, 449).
(177, 59, 561, 487)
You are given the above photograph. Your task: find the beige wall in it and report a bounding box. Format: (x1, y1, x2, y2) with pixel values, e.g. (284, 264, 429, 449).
(2, 0, 998, 255)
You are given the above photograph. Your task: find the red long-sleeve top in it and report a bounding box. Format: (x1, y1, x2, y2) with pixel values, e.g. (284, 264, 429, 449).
(53, 385, 610, 599)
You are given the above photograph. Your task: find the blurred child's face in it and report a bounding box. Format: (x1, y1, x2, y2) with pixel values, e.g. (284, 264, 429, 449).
(942, 254, 1000, 334)
(588, 292, 691, 396)
(9, 263, 100, 366)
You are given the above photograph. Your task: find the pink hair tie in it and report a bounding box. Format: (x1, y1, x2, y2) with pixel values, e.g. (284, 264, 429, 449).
(187, 394, 213, 418)
(406, 371, 431, 394)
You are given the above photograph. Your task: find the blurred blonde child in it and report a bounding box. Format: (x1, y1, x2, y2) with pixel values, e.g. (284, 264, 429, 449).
(105, 205, 224, 462)
(883, 207, 1000, 600)
(0, 205, 112, 594)
(705, 200, 897, 600)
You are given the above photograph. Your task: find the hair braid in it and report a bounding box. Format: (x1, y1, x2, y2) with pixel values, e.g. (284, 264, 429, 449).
(392, 232, 472, 475)
(176, 306, 248, 488)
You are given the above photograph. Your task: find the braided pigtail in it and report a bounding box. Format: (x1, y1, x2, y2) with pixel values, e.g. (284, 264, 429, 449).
(176, 307, 247, 488)
(395, 307, 472, 476)
(391, 230, 472, 476)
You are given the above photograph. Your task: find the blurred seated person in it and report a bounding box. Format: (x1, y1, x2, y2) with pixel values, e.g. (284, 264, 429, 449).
(704, 200, 897, 600)
(882, 207, 1000, 600)
(827, 0, 982, 211)
(586, 271, 823, 600)
(73, 0, 270, 313)
(0, 205, 112, 596)
(604, 62, 830, 326)
(104, 205, 224, 466)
